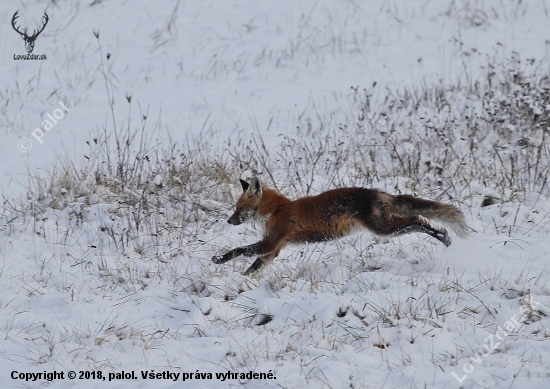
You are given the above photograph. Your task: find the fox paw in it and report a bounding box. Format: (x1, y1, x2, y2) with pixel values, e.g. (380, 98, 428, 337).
(212, 254, 225, 264)
(440, 229, 451, 247)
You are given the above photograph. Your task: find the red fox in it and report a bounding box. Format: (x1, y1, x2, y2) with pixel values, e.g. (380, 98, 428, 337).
(213, 178, 468, 275)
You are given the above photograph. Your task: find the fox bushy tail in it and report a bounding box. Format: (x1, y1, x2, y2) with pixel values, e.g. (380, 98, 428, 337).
(395, 194, 469, 237)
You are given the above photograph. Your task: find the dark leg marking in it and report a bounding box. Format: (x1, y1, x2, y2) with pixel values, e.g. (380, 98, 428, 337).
(243, 248, 281, 276)
(243, 257, 266, 275)
(392, 215, 451, 246)
(212, 240, 277, 264)
(212, 243, 258, 264)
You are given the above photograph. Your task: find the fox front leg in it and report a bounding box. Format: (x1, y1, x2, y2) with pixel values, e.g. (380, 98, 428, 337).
(212, 240, 273, 264)
(243, 247, 282, 275)
(212, 247, 245, 264)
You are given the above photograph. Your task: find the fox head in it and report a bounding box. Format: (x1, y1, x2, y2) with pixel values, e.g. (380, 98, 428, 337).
(227, 177, 262, 225)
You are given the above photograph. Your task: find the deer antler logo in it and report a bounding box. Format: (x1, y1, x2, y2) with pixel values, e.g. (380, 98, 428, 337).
(11, 11, 49, 54)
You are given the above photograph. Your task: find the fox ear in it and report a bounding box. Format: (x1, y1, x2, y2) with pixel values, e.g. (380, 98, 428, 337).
(250, 177, 262, 196)
(239, 179, 250, 193)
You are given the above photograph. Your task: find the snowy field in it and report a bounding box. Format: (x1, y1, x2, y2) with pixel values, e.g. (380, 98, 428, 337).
(1, 0, 550, 388)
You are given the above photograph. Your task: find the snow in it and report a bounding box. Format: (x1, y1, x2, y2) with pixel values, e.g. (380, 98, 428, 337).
(1, 0, 550, 388)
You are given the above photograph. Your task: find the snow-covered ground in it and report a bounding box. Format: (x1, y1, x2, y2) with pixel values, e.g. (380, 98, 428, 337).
(1, 0, 550, 388)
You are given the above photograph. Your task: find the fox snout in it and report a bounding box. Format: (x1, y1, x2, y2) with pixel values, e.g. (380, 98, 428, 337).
(227, 214, 242, 225)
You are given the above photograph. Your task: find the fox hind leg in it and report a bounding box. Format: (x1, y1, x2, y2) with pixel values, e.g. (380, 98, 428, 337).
(395, 215, 451, 246)
(366, 213, 451, 247)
